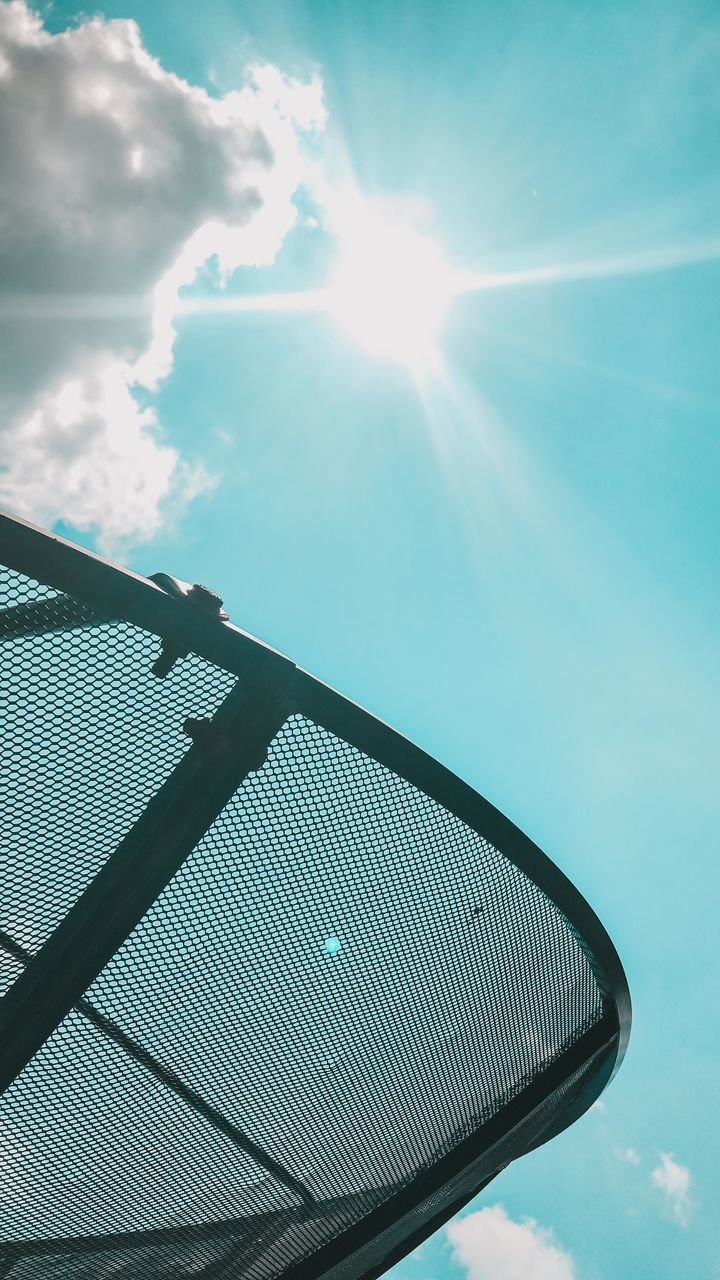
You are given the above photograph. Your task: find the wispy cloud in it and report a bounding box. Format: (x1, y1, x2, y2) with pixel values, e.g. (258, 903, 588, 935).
(651, 1153, 693, 1226)
(0, 0, 324, 550)
(621, 1146, 641, 1166)
(446, 1205, 574, 1280)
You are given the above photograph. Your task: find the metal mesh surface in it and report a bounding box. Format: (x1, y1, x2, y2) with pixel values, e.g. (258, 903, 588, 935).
(0, 565, 235, 992)
(0, 552, 614, 1280)
(0, 692, 603, 1275)
(86, 716, 602, 1195)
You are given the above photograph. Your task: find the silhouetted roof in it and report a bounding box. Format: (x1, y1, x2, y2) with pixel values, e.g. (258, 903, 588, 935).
(0, 509, 630, 1280)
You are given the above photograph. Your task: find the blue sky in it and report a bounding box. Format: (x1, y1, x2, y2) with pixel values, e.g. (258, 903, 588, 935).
(2, 0, 719, 1275)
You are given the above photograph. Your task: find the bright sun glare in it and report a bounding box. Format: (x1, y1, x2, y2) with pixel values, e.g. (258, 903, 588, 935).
(327, 204, 457, 374)
(174, 193, 720, 386)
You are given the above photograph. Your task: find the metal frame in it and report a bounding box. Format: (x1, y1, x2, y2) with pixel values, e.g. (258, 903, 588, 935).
(0, 507, 631, 1280)
(0, 674, 292, 1096)
(0, 510, 293, 681)
(0, 930, 314, 1206)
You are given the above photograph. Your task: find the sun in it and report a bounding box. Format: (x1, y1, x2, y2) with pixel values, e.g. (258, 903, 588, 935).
(327, 202, 456, 375)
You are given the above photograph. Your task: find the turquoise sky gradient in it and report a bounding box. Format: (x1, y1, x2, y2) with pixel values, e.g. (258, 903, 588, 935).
(33, 0, 720, 1275)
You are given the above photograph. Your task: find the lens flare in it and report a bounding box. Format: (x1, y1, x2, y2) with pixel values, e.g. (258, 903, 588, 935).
(327, 204, 456, 375)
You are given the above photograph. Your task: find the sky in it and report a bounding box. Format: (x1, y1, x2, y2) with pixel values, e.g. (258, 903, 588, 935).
(1, 0, 719, 1275)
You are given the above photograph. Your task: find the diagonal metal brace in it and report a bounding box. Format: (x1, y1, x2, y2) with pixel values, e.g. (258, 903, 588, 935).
(0, 671, 292, 1099)
(0, 930, 314, 1206)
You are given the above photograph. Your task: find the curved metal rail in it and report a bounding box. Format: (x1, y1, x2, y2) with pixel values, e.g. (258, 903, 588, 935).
(0, 508, 630, 1280)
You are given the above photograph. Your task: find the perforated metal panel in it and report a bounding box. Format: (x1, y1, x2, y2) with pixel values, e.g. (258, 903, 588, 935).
(0, 512, 630, 1280)
(0, 566, 234, 970)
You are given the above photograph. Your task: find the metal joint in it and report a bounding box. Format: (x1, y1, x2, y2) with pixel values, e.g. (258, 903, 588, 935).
(149, 573, 230, 677)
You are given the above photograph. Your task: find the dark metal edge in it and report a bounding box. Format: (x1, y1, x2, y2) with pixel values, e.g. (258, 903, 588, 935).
(351, 1043, 616, 1280)
(0, 508, 292, 681)
(294, 1017, 618, 1280)
(287, 665, 632, 1100)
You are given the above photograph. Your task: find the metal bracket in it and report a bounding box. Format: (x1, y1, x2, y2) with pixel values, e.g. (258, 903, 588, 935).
(149, 573, 229, 678)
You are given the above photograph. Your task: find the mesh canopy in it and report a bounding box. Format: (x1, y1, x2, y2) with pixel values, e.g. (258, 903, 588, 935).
(0, 524, 629, 1280)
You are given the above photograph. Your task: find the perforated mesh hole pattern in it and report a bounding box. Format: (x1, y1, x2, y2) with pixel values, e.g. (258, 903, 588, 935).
(0, 565, 235, 990)
(0, 559, 609, 1280)
(0, 705, 603, 1277)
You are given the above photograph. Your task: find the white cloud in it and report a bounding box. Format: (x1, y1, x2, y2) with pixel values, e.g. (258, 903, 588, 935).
(0, 0, 324, 549)
(622, 1146, 641, 1165)
(651, 1153, 693, 1227)
(446, 1206, 574, 1280)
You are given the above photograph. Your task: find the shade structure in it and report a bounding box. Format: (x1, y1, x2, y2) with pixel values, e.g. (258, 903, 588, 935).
(0, 509, 631, 1280)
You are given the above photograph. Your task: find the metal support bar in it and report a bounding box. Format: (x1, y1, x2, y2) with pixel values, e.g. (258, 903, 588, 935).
(0, 672, 292, 1097)
(0, 509, 291, 681)
(0, 931, 314, 1206)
